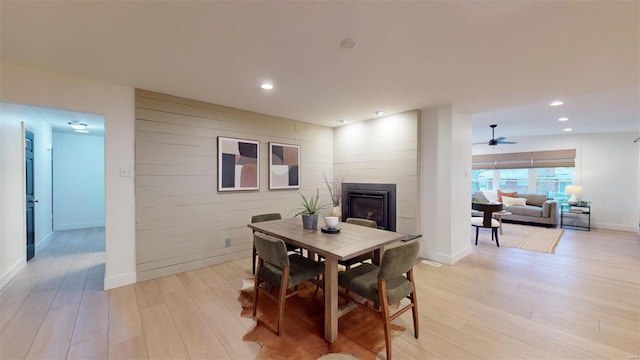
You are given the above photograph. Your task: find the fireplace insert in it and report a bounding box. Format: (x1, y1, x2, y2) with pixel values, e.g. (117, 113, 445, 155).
(341, 183, 396, 231)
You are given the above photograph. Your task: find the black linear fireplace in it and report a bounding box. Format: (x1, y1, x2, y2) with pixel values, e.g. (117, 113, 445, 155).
(341, 183, 396, 231)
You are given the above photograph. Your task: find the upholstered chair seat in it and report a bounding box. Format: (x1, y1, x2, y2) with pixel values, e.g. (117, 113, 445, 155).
(471, 217, 500, 228)
(338, 240, 420, 360)
(253, 232, 324, 336)
(471, 203, 504, 247)
(251, 213, 301, 274)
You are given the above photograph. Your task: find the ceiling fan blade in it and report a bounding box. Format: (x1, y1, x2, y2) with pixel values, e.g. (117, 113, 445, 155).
(495, 137, 506, 142)
(472, 141, 488, 145)
(498, 141, 517, 144)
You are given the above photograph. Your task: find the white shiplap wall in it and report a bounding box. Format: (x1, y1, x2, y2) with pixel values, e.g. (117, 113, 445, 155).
(135, 89, 333, 281)
(333, 111, 420, 235)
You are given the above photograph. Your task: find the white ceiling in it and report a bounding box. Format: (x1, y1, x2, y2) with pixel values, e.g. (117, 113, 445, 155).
(1, 1, 638, 143)
(0, 102, 105, 135)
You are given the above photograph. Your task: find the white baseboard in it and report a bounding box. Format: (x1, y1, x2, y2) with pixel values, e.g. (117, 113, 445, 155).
(0, 257, 26, 290)
(421, 245, 472, 265)
(35, 231, 54, 251)
(54, 221, 106, 231)
(104, 271, 136, 290)
(591, 222, 638, 233)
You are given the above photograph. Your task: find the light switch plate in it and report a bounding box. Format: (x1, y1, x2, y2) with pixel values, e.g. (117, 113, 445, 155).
(120, 167, 134, 177)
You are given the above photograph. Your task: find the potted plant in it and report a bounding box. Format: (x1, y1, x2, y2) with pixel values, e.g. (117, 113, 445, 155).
(290, 189, 328, 229)
(323, 172, 346, 217)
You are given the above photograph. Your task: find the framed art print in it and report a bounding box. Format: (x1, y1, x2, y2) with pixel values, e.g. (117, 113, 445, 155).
(217, 137, 259, 191)
(269, 142, 300, 189)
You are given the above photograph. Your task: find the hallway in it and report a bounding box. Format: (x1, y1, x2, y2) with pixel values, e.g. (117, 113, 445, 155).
(0, 228, 105, 359)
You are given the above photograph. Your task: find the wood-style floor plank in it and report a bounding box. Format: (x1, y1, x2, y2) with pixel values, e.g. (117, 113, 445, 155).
(108, 335, 148, 360)
(0, 289, 57, 359)
(26, 302, 80, 359)
(71, 289, 109, 345)
(139, 303, 189, 359)
(163, 291, 231, 359)
(0, 226, 637, 360)
(108, 281, 144, 346)
(67, 334, 108, 360)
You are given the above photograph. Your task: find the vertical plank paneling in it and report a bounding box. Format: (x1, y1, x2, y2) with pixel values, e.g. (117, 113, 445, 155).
(135, 89, 333, 280)
(334, 111, 420, 235)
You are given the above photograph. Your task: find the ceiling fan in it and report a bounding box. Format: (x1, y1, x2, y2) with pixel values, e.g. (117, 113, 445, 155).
(473, 124, 517, 146)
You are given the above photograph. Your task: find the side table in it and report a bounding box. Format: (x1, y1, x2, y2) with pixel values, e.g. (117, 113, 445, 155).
(492, 210, 512, 235)
(561, 205, 591, 231)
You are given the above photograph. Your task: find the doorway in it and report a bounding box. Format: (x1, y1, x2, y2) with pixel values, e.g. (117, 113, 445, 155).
(25, 129, 35, 261)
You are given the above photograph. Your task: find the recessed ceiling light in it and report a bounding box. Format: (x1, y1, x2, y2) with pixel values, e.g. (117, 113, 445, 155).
(374, 111, 385, 116)
(339, 120, 347, 124)
(260, 83, 274, 90)
(550, 100, 564, 106)
(558, 117, 569, 121)
(563, 128, 573, 132)
(340, 38, 358, 49)
(67, 121, 88, 130)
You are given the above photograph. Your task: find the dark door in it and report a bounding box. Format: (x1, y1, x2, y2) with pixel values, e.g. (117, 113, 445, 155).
(25, 130, 35, 261)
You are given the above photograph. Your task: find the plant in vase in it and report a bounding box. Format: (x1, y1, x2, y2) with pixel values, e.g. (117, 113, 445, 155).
(323, 172, 346, 218)
(290, 189, 329, 229)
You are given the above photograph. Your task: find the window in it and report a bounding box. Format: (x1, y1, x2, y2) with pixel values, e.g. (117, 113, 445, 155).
(472, 150, 575, 196)
(536, 167, 573, 200)
(472, 167, 574, 196)
(498, 169, 529, 193)
(471, 169, 494, 193)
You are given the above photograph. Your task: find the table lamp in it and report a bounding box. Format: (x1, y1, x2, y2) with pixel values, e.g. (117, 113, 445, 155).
(565, 185, 583, 205)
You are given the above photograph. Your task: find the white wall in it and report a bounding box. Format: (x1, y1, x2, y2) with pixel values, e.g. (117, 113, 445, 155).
(52, 132, 105, 230)
(0, 103, 56, 288)
(0, 115, 26, 289)
(420, 105, 473, 264)
(0, 62, 136, 290)
(333, 111, 420, 235)
(473, 131, 640, 232)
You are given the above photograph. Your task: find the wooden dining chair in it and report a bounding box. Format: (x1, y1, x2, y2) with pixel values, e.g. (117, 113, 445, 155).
(471, 203, 504, 247)
(339, 218, 377, 270)
(251, 213, 301, 274)
(253, 232, 325, 336)
(338, 239, 420, 360)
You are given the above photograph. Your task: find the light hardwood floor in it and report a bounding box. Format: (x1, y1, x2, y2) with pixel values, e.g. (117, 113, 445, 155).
(1, 226, 638, 359)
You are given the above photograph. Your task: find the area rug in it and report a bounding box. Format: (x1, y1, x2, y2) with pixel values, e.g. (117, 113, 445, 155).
(473, 223, 563, 254)
(237, 278, 404, 360)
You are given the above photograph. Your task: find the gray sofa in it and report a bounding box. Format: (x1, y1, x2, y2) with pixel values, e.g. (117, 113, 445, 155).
(472, 191, 560, 227)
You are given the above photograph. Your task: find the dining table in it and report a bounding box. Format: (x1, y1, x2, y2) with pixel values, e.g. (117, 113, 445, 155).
(247, 217, 409, 343)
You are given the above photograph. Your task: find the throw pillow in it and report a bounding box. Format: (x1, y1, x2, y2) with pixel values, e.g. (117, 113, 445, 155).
(502, 196, 527, 207)
(497, 190, 517, 202)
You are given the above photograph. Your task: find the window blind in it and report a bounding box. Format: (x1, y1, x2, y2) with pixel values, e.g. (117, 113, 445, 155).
(472, 149, 576, 170)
